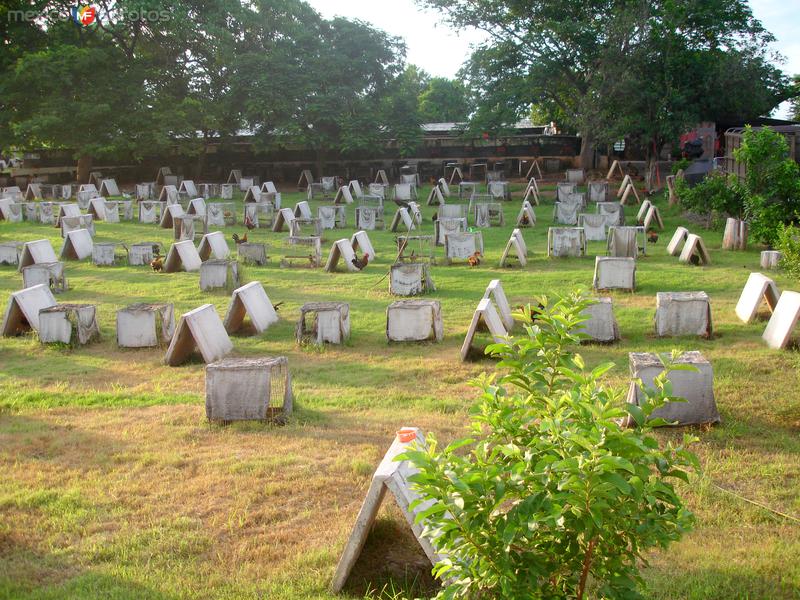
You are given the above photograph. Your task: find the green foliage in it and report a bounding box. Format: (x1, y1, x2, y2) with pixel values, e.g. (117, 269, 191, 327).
(400, 293, 699, 600)
(790, 75, 800, 122)
(0, 0, 418, 163)
(775, 223, 800, 279)
(675, 172, 748, 227)
(420, 0, 790, 166)
(671, 159, 690, 175)
(382, 67, 426, 157)
(419, 78, 471, 123)
(734, 126, 800, 245)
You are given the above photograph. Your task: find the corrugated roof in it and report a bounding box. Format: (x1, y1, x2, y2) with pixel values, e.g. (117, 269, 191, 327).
(421, 119, 543, 132)
(203, 119, 548, 139)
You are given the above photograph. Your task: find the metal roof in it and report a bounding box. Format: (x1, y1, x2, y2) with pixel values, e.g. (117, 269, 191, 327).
(726, 125, 800, 134)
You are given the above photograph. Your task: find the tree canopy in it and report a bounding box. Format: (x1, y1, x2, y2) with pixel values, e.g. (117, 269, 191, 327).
(4, 0, 789, 171)
(418, 0, 794, 168)
(419, 77, 471, 122)
(0, 0, 472, 167)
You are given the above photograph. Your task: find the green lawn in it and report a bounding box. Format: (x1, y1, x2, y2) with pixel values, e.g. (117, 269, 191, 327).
(0, 182, 798, 599)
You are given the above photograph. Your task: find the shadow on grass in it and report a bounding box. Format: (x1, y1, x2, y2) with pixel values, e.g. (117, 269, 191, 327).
(644, 564, 800, 600)
(0, 413, 134, 469)
(0, 510, 183, 600)
(342, 515, 439, 600)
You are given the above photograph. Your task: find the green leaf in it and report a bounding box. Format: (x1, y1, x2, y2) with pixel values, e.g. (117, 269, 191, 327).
(625, 403, 646, 427)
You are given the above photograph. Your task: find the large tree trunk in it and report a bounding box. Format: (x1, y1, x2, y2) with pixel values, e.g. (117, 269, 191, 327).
(195, 140, 208, 181)
(315, 148, 325, 180)
(646, 138, 663, 193)
(77, 155, 92, 184)
(578, 132, 594, 170)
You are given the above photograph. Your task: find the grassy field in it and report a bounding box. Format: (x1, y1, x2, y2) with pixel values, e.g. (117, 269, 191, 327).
(0, 181, 798, 600)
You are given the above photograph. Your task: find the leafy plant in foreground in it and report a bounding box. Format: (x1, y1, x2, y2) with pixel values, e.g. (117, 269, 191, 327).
(400, 293, 699, 599)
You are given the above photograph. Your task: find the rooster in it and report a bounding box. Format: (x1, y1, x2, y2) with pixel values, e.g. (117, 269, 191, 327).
(647, 229, 659, 244)
(520, 212, 531, 226)
(515, 302, 545, 323)
(467, 251, 482, 267)
(232, 232, 248, 245)
(432, 211, 438, 222)
(245, 213, 256, 230)
(351, 252, 370, 271)
(150, 255, 163, 272)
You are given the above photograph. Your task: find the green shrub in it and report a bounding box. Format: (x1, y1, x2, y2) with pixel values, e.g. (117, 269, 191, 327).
(734, 126, 800, 245)
(675, 171, 747, 228)
(671, 158, 690, 175)
(400, 293, 699, 600)
(776, 223, 800, 279)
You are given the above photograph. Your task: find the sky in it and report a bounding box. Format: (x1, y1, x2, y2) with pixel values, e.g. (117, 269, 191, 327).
(306, 0, 798, 119)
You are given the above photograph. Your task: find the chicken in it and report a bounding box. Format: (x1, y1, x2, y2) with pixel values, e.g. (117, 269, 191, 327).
(467, 251, 482, 267)
(647, 230, 659, 244)
(520, 212, 531, 226)
(245, 214, 256, 230)
(432, 211, 438, 222)
(689, 253, 701, 266)
(351, 252, 370, 271)
(272, 302, 284, 312)
(232, 232, 248, 245)
(515, 302, 545, 323)
(394, 199, 411, 210)
(150, 255, 163, 272)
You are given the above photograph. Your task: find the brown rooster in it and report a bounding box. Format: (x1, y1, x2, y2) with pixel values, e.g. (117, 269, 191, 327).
(647, 229, 659, 244)
(467, 251, 482, 267)
(232, 232, 248, 245)
(245, 214, 256, 230)
(515, 302, 545, 323)
(150, 255, 164, 272)
(520, 212, 531, 226)
(351, 252, 370, 271)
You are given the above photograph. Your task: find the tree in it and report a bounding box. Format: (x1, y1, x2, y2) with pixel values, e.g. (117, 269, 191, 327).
(790, 75, 800, 121)
(382, 67, 426, 157)
(597, 3, 790, 186)
(418, 0, 791, 170)
(242, 13, 408, 171)
(419, 77, 471, 122)
(735, 126, 800, 245)
(0, 0, 248, 179)
(401, 293, 698, 599)
(1, 0, 416, 178)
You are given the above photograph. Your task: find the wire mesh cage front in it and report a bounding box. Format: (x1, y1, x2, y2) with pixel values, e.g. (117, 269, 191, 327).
(206, 357, 293, 423)
(278, 236, 322, 268)
(396, 235, 435, 264)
